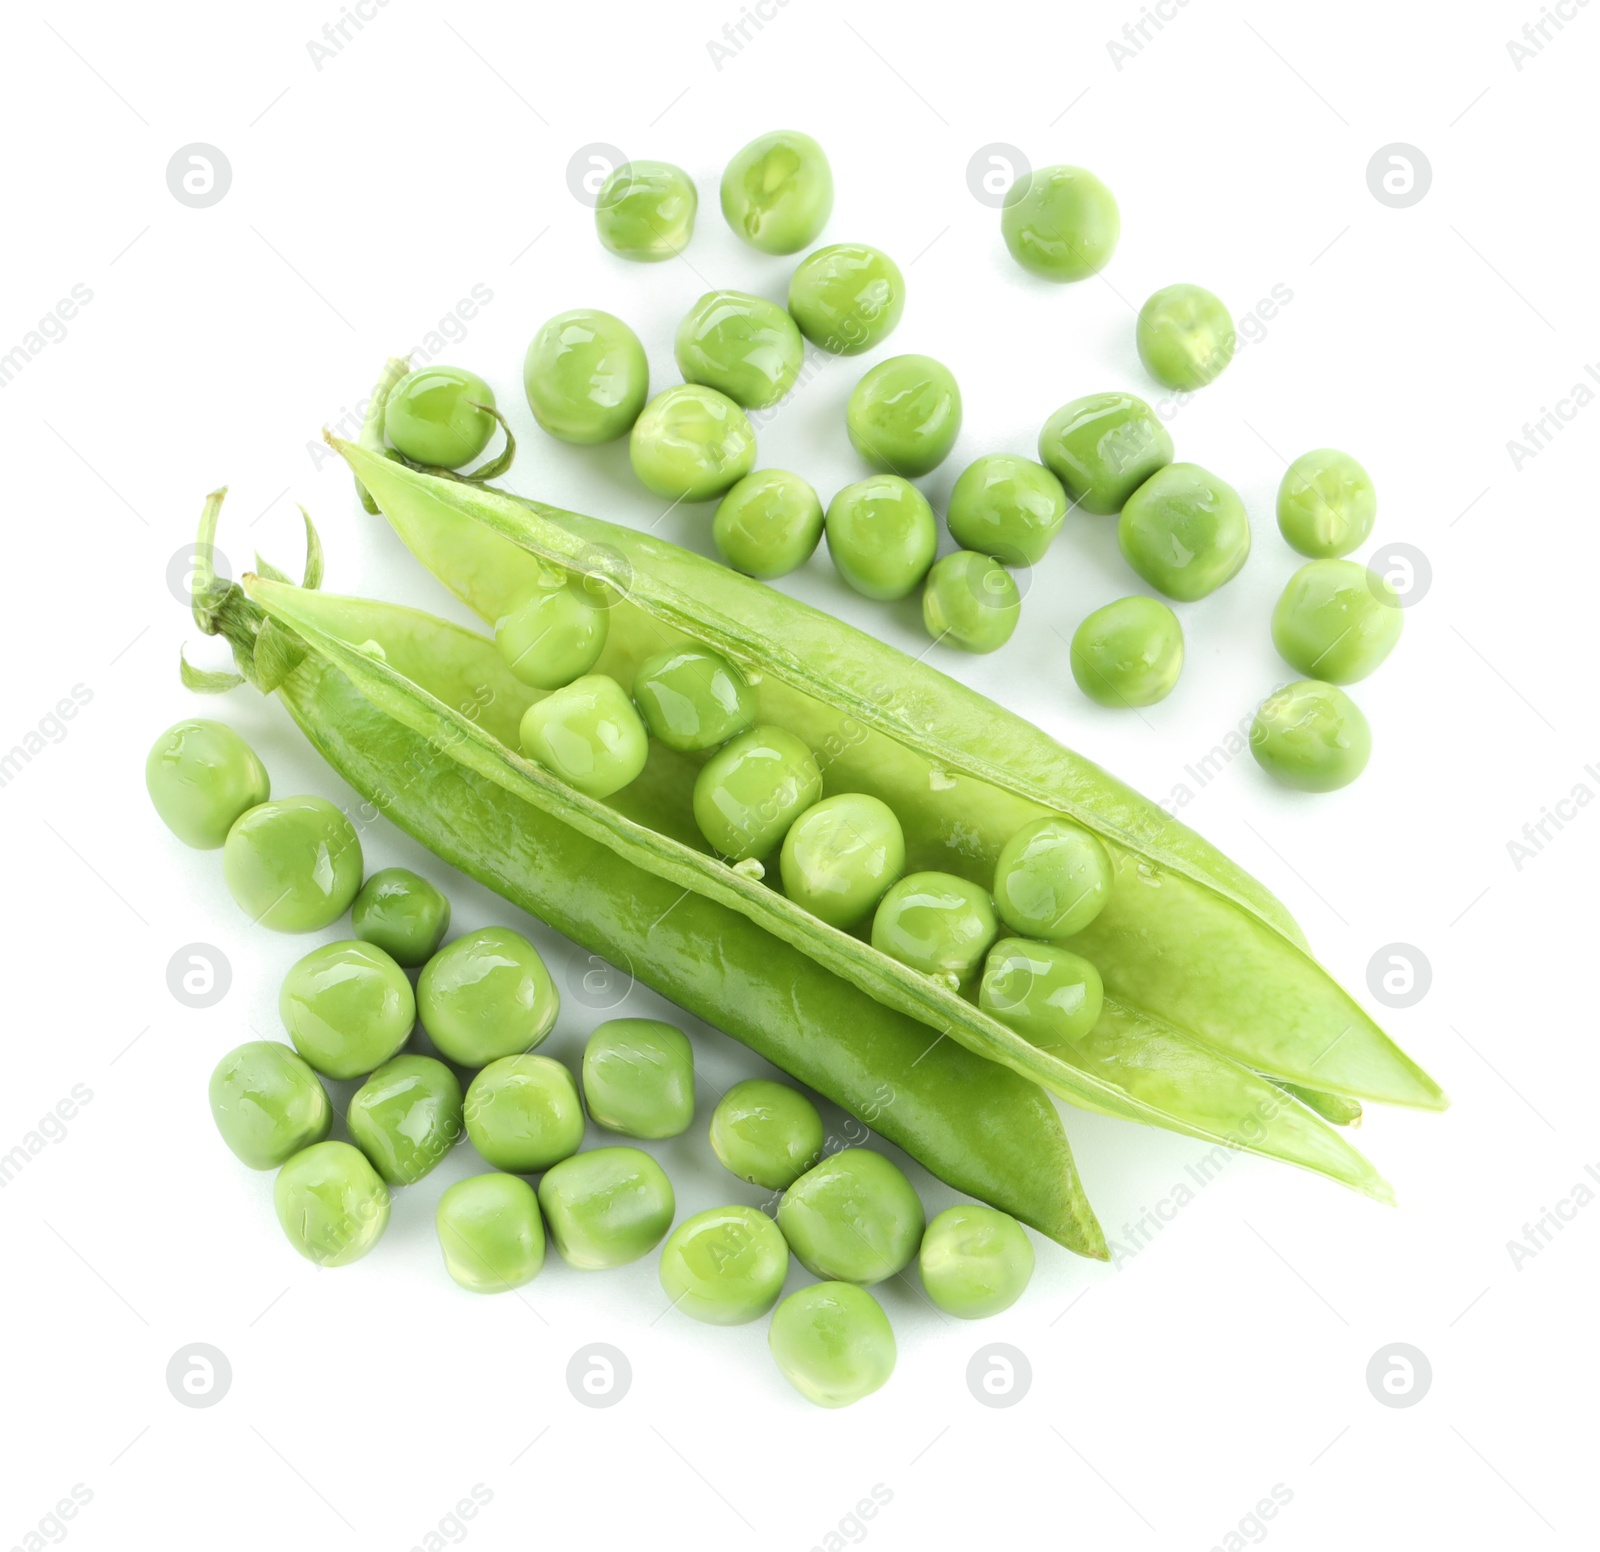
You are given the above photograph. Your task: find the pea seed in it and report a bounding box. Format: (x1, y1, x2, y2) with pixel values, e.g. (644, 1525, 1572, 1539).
(347, 1055, 463, 1186)
(1038, 392, 1173, 515)
(436, 1173, 546, 1293)
(146, 719, 269, 849)
(385, 366, 497, 469)
(777, 1147, 924, 1284)
(921, 551, 1021, 654)
(1277, 448, 1376, 558)
(582, 1018, 695, 1140)
(787, 244, 904, 355)
(632, 647, 757, 753)
(979, 938, 1104, 1049)
(992, 818, 1113, 941)
(1119, 462, 1251, 601)
(1001, 165, 1119, 281)
(919, 1204, 1035, 1319)
(595, 160, 696, 262)
(709, 1079, 825, 1190)
(824, 475, 937, 601)
(846, 354, 961, 477)
(279, 940, 415, 1080)
(274, 1141, 390, 1268)
(1136, 284, 1235, 390)
(629, 384, 757, 503)
(519, 673, 650, 799)
(417, 926, 558, 1066)
(495, 565, 610, 690)
(209, 1041, 331, 1170)
(768, 1282, 896, 1408)
(780, 793, 905, 930)
(539, 1146, 676, 1269)
(721, 130, 833, 255)
(675, 290, 804, 410)
(1271, 559, 1402, 684)
(658, 1206, 790, 1325)
(351, 866, 451, 967)
(871, 871, 998, 983)
(713, 469, 825, 579)
(1070, 596, 1185, 708)
(693, 725, 822, 861)
(222, 795, 363, 933)
(464, 1054, 585, 1174)
(946, 455, 1068, 567)
(1250, 681, 1371, 792)
(523, 309, 649, 445)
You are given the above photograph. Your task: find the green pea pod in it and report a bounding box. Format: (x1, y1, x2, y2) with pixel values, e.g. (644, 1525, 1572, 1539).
(241, 575, 1396, 1204)
(336, 440, 1444, 1113)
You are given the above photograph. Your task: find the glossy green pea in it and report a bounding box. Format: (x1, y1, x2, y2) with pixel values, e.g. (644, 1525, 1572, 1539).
(351, 867, 450, 967)
(519, 674, 650, 799)
(1119, 462, 1252, 601)
(918, 1204, 1034, 1319)
(1250, 680, 1371, 792)
(659, 1205, 790, 1325)
(922, 551, 1021, 654)
(824, 476, 937, 601)
(595, 160, 696, 262)
(209, 1041, 331, 1169)
(464, 1054, 585, 1173)
(1070, 595, 1185, 708)
(721, 130, 833, 254)
(708, 1079, 825, 1190)
(385, 366, 498, 469)
(417, 926, 558, 1066)
(769, 1281, 895, 1408)
(675, 290, 804, 410)
(712, 469, 825, 579)
(787, 244, 904, 356)
(495, 565, 609, 691)
(780, 793, 905, 930)
(979, 938, 1104, 1050)
(693, 725, 822, 861)
(632, 647, 757, 753)
(871, 872, 998, 986)
(992, 818, 1113, 941)
(347, 1055, 463, 1185)
(1277, 449, 1376, 558)
(1038, 392, 1173, 515)
(582, 1018, 695, 1139)
(146, 719, 269, 849)
(1136, 284, 1235, 391)
(222, 795, 362, 932)
(845, 354, 962, 478)
(273, 1140, 389, 1267)
(629, 384, 757, 503)
(946, 455, 1068, 566)
(523, 309, 649, 445)
(777, 1148, 924, 1284)
(538, 1146, 676, 1269)
(279, 941, 414, 1080)
(1001, 164, 1119, 281)
(1272, 560, 1403, 684)
(436, 1173, 546, 1293)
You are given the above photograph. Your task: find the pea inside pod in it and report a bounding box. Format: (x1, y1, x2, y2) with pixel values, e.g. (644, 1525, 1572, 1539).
(632, 647, 757, 753)
(519, 674, 650, 799)
(693, 725, 822, 861)
(872, 871, 998, 986)
(495, 564, 610, 691)
(779, 793, 905, 930)
(979, 938, 1105, 1050)
(992, 818, 1113, 941)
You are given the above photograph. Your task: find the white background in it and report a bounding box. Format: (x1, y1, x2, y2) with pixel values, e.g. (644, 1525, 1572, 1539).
(2, 1, 1596, 1548)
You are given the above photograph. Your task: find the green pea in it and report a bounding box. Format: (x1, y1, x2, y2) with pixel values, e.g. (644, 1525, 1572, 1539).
(720, 130, 833, 254)
(417, 926, 558, 1066)
(1250, 681, 1371, 792)
(992, 818, 1113, 941)
(769, 1281, 895, 1408)
(519, 673, 650, 799)
(523, 308, 649, 445)
(595, 160, 696, 262)
(659, 1205, 790, 1325)
(779, 793, 905, 930)
(464, 1054, 585, 1174)
(712, 469, 825, 579)
(347, 1055, 464, 1185)
(209, 1041, 331, 1170)
(582, 1018, 695, 1140)
(629, 384, 757, 503)
(979, 938, 1104, 1049)
(385, 365, 498, 469)
(787, 244, 904, 356)
(436, 1173, 546, 1293)
(675, 290, 805, 410)
(777, 1148, 924, 1284)
(495, 565, 610, 690)
(1136, 284, 1236, 391)
(918, 1204, 1034, 1319)
(693, 725, 822, 861)
(845, 354, 962, 477)
(351, 867, 451, 967)
(632, 647, 757, 752)
(946, 455, 1068, 567)
(222, 795, 362, 932)
(871, 871, 998, 985)
(538, 1146, 676, 1269)
(146, 719, 269, 849)
(1272, 560, 1403, 684)
(1119, 462, 1251, 601)
(1038, 391, 1173, 515)
(1070, 595, 1185, 708)
(824, 476, 937, 601)
(1001, 164, 1119, 281)
(708, 1079, 825, 1190)
(921, 551, 1021, 654)
(1277, 449, 1378, 558)
(279, 940, 414, 1080)
(273, 1140, 390, 1267)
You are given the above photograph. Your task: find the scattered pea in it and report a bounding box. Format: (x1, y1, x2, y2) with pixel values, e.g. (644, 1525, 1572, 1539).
(385, 366, 498, 470)
(845, 354, 962, 477)
(1277, 448, 1376, 558)
(659, 1205, 790, 1325)
(1070, 595, 1185, 708)
(979, 938, 1104, 1049)
(436, 1173, 546, 1293)
(274, 1140, 390, 1267)
(768, 1282, 896, 1408)
(209, 1041, 331, 1170)
(595, 160, 697, 262)
(712, 469, 825, 579)
(582, 1018, 695, 1139)
(693, 725, 822, 861)
(495, 565, 610, 690)
(417, 926, 559, 1066)
(1119, 462, 1251, 601)
(222, 795, 362, 932)
(1001, 165, 1119, 281)
(632, 647, 757, 753)
(709, 1079, 825, 1190)
(871, 872, 998, 984)
(922, 551, 1021, 653)
(919, 1204, 1034, 1319)
(464, 1054, 585, 1174)
(146, 719, 269, 849)
(520, 673, 650, 799)
(523, 308, 650, 445)
(778, 1148, 925, 1284)
(946, 455, 1068, 567)
(539, 1146, 676, 1269)
(1250, 681, 1371, 792)
(1038, 392, 1173, 515)
(787, 244, 904, 355)
(351, 866, 452, 967)
(1272, 560, 1403, 684)
(347, 1055, 464, 1185)
(824, 475, 938, 601)
(780, 793, 905, 930)
(675, 290, 805, 410)
(721, 130, 833, 254)
(629, 384, 757, 503)
(279, 940, 414, 1080)
(1136, 284, 1236, 391)
(992, 818, 1113, 941)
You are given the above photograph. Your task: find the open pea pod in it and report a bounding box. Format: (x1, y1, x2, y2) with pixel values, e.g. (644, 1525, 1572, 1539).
(337, 440, 1445, 1112)
(243, 575, 1396, 1205)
